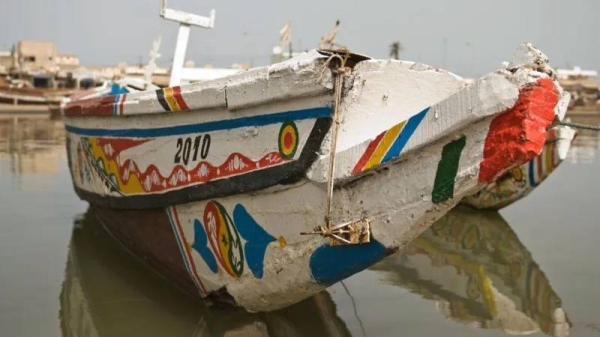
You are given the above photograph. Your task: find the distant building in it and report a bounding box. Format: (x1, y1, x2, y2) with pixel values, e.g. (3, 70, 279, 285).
(13, 40, 58, 73)
(557, 67, 600, 109)
(0, 51, 11, 74)
(55, 54, 80, 70)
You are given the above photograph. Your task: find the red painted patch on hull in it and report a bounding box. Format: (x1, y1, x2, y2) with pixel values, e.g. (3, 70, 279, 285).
(96, 138, 152, 156)
(479, 78, 559, 183)
(64, 95, 116, 117)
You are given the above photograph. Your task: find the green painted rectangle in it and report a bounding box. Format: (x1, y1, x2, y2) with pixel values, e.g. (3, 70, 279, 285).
(432, 135, 467, 204)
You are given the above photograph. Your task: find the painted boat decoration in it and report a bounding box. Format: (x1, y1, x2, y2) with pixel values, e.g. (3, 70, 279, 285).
(370, 206, 571, 337)
(462, 124, 576, 210)
(0, 84, 78, 106)
(61, 42, 568, 312)
(60, 208, 352, 337)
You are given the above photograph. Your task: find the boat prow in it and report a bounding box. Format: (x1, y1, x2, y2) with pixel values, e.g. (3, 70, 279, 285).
(62, 43, 567, 311)
(462, 124, 576, 210)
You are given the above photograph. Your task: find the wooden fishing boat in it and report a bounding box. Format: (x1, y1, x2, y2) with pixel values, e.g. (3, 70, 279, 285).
(0, 83, 78, 106)
(370, 206, 570, 337)
(462, 124, 576, 210)
(61, 41, 567, 312)
(61, 208, 352, 337)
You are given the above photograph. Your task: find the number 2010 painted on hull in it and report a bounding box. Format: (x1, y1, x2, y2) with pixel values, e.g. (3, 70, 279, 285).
(174, 135, 211, 165)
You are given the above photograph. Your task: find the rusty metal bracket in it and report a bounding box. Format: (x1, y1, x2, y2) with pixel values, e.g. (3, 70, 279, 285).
(301, 218, 371, 246)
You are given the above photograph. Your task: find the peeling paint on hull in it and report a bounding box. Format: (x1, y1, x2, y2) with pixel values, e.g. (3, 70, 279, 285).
(62, 44, 567, 312)
(463, 124, 576, 210)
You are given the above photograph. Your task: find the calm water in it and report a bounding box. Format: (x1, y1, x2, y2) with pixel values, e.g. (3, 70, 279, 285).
(1, 111, 599, 337)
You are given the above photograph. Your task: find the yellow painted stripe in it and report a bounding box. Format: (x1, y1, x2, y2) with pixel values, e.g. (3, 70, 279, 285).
(363, 121, 405, 171)
(164, 87, 181, 111)
(544, 145, 553, 175)
(477, 266, 497, 317)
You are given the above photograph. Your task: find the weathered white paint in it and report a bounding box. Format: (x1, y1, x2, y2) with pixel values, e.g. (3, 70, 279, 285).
(65, 44, 566, 199)
(63, 44, 566, 312)
(336, 60, 467, 149)
(224, 50, 334, 110)
(62, 50, 334, 118)
(167, 112, 513, 311)
(308, 71, 521, 183)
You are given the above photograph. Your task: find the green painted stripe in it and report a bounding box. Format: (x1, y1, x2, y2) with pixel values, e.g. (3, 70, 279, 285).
(432, 135, 466, 204)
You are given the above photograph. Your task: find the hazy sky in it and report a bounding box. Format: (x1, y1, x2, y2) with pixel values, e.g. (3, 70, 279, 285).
(2, 0, 599, 77)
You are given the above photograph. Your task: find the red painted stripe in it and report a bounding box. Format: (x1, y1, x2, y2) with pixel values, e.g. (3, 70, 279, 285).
(173, 86, 189, 110)
(537, 151, 544, 179)
(479, 78, 558, 183)
(95, 138, 151, 157)
(119, 93, 127, 115)
(64, 95, 115, 117)
(535, 156, 543, 182)
(103, 151, 284, 193)
(172, 206, 208, 295)
(351, 132, 385, 174)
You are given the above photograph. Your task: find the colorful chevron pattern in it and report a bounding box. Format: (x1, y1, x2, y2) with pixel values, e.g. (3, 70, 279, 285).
(352, 107, 429, 174)
(156, 86, 190, 112)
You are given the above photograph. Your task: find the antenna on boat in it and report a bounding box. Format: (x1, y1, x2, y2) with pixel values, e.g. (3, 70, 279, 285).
(144, 36, 162, 89)
(160, 0, 216, 87)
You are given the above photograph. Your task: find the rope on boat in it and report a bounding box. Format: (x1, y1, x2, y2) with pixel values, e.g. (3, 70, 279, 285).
(558, 120, 600, 131)
(301, 51, 371, 245)
(301, 52, 359, 243)
(324, 53, 349, 227)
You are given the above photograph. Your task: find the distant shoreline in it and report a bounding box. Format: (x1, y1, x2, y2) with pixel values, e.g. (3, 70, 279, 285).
(0, 103, 50, 112)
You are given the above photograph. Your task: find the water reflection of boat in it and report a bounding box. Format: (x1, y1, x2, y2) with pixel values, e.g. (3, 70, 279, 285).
(0, 114, 65, 174)
(60, 208, 352, 337)
(370, 206, 571, 337)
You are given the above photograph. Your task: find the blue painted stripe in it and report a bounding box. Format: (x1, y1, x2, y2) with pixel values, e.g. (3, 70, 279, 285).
(528, 159, 538, 187)
(309, 240, 388, 285)
(112, 95, 120, 116)
(381, 107, 429, 164)
(65, 106, 331, 137)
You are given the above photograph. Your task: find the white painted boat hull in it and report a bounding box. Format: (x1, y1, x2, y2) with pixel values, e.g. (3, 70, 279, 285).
(62, 44, 567, 311)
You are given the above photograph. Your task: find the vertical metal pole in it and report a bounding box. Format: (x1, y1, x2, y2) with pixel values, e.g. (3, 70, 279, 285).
(169, 24, 191, 87)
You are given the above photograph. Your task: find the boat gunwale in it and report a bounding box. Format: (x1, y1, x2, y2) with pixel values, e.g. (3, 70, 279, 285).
(60, 49, 371, 119)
